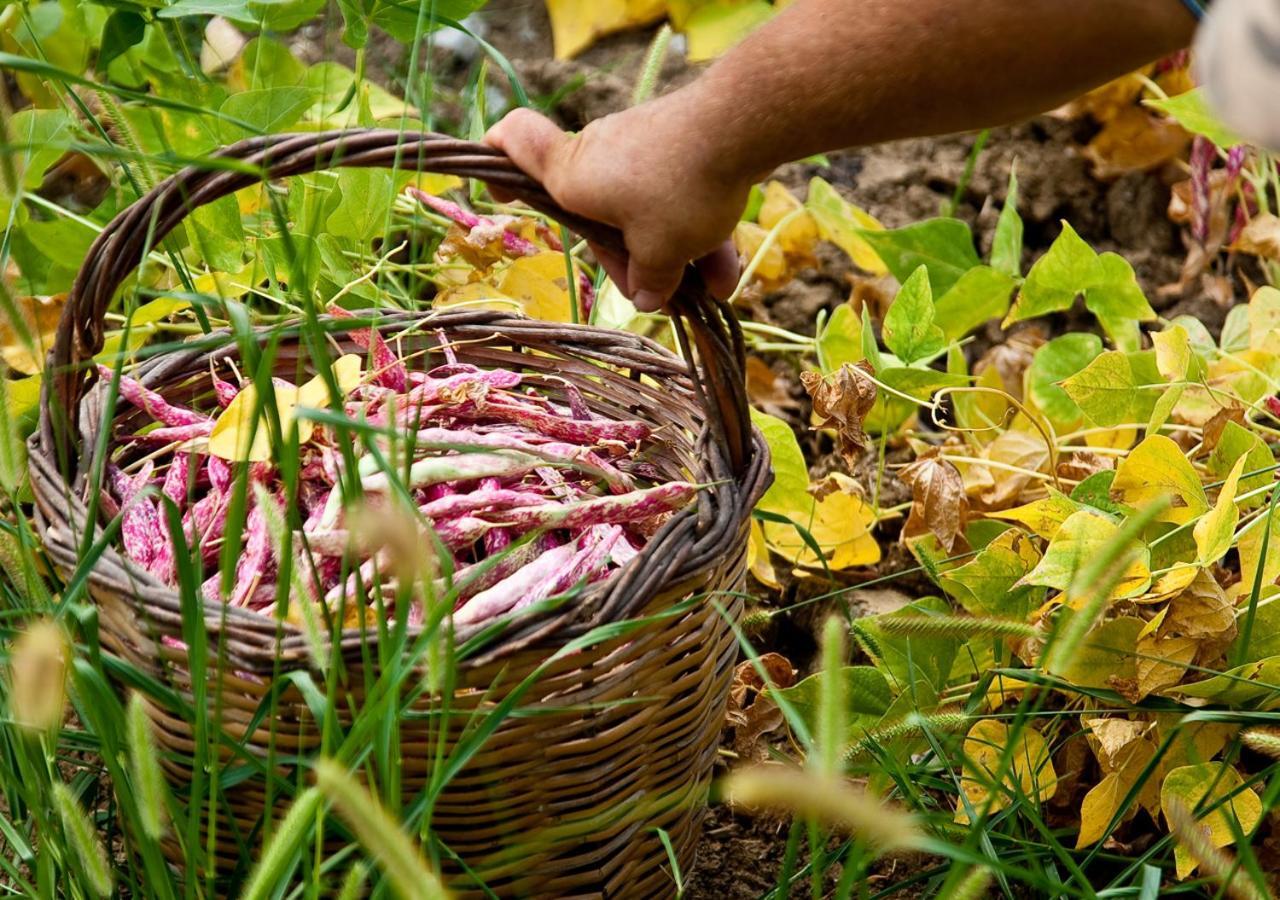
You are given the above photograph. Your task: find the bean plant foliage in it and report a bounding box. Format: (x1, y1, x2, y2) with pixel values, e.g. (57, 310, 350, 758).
(1, 0, 1280, 895)
(732, 101, 1280, 896)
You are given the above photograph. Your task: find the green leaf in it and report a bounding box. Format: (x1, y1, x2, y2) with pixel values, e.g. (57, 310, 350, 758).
(1207, 420, 1272, 511)
(1227, 589, 1280, 663)
(326, 169, 401, 244)
(856, 597, 958, 694)
(816, 303, 863, 373)
(1220, 304, 1250, 354)
(1061, 350, 1161, 428)
(1084, 253, 1156, 351)
(939, 528, 1041, 619)
(369, 0, 488, 42)
(97, 10, 146, 74)
(990, 166, 1023, 278)
(772, 666, 893, 742)
(860, 304, 881, 374)
(239, 36, 307, 91)
(1071, 471, 1123, 516)
(157, 0, 254, 21)
(219, 86, 319, 139)
(750, 408, 810, 520)
(6, 109, 73, 193)
(250, 0, 326, 30)
(1175, 656, 1280, 706)
(1007, 221, 1103, 323)
(933, 265, 1016, 341)
(186, 195, 244, 273)
(1146, 89, 1244, 149)
(1027, 332, 1103, 430)
(882, 266, 945, 363)
(335, 0, 369, 47)
(855, 218, 981, 297)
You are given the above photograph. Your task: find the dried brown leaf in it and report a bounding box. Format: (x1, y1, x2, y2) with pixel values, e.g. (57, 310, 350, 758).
(1233, 213, 1280, 260)
(1083, 107, 1190, 179)
(746, 355, 799, 419)
(801, 362, 877, 468)
(900, 450, 969, 552)
(36, 152, 110, 214)
(1201, 406, 1246, 455)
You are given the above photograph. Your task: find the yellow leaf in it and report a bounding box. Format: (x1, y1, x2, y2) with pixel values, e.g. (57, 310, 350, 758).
(683, 0, 775, 62)
(210, 356, 362, 461)
(0, 293, 66, 375)
(1161, 763, 1263, 879)
(1135, 632, 1198, 700)
(1152, 323, 1192, 381)
(763, 472, 880, 571)
(1084, 425, 1137, 451)
(1076, 772, 1126, 848)
(413, 173, 463, 195)
(1248, 285, 1280, 350)
(1020, 511, 1151, 601)
(1147, 563, 1200, 602)
(546, 0, 665, 59)
(1111, 435, 1209, 525)
(1194, 455, 1245, 565)
(1239, 508, 1280, 600)
(297, 354, 362, 409)
(758, 181, 819, 264)
(1081, 106, 1189, 179)
(956, 720, 1058, 824)
(986, 491, 1078, 540)
(496, 252, 577, 322)
(434, 281, 522, 313)
(209, 382, 296, 462)
(805, 177, 888, 274)
(733, 221, 790, 290)
(747, 519, 780, 589)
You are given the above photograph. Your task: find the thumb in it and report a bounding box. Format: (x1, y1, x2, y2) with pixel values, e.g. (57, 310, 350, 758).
(627, 254, 685, 313)
(484, 107, 571, 189)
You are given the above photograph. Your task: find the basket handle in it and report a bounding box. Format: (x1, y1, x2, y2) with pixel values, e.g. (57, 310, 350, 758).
(46, 129, 753, 475)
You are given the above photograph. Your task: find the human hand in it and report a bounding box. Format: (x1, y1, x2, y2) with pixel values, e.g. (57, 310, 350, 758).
(484, 98, 754, 312)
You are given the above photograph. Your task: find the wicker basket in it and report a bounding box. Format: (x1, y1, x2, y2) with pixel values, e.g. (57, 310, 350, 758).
(29, 130, 768, 897)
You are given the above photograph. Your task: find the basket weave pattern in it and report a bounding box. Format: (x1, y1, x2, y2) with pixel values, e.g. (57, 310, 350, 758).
(29, 130, 768, 896)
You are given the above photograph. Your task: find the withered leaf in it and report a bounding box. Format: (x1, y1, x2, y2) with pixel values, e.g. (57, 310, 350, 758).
(1082, 107, 1189, 179)
(746, 355, 799, 419)
(974, 328, 1044, 402)
(900, 449, 969, 553)
(36, 152, 110, 215)
(727, 653, 795, 762)
(801, 362, 877, 467)
(1, 292, 67, 375)
(1233, 213, 1280, 261)
(1201, 405, 1246, 454)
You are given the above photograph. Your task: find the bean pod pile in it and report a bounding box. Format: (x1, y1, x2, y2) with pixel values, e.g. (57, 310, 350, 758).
(98, 314, 698, 629)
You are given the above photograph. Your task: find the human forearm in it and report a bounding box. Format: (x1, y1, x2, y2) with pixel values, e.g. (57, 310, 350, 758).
(662, 0, 1197, 186)
(486, 0, 1198, 309)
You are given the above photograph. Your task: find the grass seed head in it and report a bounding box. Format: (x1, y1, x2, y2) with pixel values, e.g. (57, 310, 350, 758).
(8, 618, 70, 733)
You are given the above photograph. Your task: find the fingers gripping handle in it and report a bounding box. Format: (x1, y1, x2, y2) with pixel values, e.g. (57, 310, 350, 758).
(47, 128, 752, 474)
